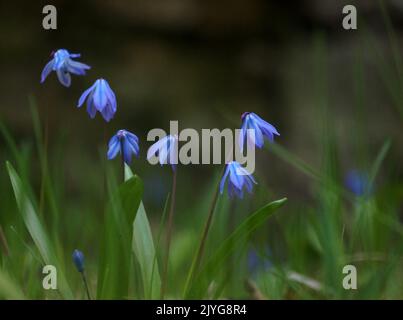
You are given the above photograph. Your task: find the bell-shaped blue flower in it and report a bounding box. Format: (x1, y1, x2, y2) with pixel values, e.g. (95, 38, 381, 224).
(239, 112, 280, 151)
(72, 249, 85, 273)
(219, 161, 257, 198)
(147, 135, 178, 171)
(77, 78, 117, 122)
(41, 49, 90, 87)
(107, 129, 140, 164)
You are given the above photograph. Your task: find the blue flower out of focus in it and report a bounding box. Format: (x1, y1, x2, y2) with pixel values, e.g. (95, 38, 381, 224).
(147, 135, 178, 171)
(239, 112, 280, 151)
(41, 49, 90, 87)
(219, 161, 257, 198)
(248, 247, 273, 276)
(345, 170, 371, 196)
(107, 129, 140, 164)
(77, 78, 117, 122)
(72, 249, 85, 273)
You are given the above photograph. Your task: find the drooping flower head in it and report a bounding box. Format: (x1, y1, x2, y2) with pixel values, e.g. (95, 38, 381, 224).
(72, 249, 85, 273)
(345, 170, 372, 197)
(239, 112, 280, 151)
(41, 49, 90, 87)
(219, 161, 257, 198)
(78, 78, 117, 122)
(107, 129, 140, 164)
(147, 135, 178, 171)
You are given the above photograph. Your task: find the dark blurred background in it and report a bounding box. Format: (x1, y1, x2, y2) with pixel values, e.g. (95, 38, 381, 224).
(0, 0, 402, 217)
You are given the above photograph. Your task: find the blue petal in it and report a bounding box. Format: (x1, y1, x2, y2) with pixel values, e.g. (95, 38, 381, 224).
(229, 182, 243, 198)
(228, 163, 244, 190)
(93, 80, 107, 111)
(126, 132, 139, 144)
(108, 135, 119, 148)
(251, 113, 280, 141)
(238, 120, 248, 152)
(122, 139, 133, 164)
(248, 119, 264, 148)
(127, 136, 139, 157)
(124, 136, 139, 156)
(261, 121, 279, 136)
(260, 124, 279, 142)
(56, 69, 71, 87)
(41, 59, 54, 83)
(147, 136, 168, 160)
(101, 103, 115, 122)
(77, 83, 95, 107)
(237, 166, 256, 184)
(165, 136, 177, 165)
(53, 49, 69, 70)
(103, 80, 117, 112)
(86, 94, 97, 118)
(66, 59, 91, 75)
(244, 175, 256, 193)
(158, 141, 169, 165)
(107, 136, 121, 159)
(69, 53, 81, 58)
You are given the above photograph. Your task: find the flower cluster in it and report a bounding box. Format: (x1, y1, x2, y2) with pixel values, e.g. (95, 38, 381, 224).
(41, 49, 280, 199)
(219, 112, 279, 198)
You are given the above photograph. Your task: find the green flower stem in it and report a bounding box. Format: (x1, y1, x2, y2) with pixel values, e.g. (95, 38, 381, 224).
(160, 169, 177, 299)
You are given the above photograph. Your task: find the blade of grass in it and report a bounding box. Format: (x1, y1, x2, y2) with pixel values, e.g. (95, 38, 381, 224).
(368, 139, 391, 188)
(6, 161, 73, 299)
(150, 193, 170, 299)
(29, 98, 60, 236)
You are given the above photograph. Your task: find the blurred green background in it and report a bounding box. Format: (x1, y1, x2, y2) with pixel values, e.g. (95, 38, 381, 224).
(0, 0, 402, 299)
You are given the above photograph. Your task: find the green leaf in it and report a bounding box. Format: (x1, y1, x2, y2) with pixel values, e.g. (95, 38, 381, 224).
(187, 197, 287, 298)
(97, 171, 143, 299)
(6, 161, 73, 299)
(125, 165, 161, 299)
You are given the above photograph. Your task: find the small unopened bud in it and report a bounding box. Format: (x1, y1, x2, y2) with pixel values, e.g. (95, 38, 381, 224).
(72, 249, 85, 273)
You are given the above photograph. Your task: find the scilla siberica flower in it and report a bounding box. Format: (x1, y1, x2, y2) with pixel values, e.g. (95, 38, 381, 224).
(78, 79, 117, 122)
(147, 135, 178, 171)
(41, 49, 90, 87)
(345, 170, 371, 196)
(107, 129, 140, 164)
(72, 249, 85, 273)
(220, 161, 257, 198)
(239, 112, 280, 151)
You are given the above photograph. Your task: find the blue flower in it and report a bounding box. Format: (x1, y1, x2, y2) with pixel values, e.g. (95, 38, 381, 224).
(219, 161, 257, 198)
(72, 249, 85, 273)
(147, 135, 178, 170)
(345, 170, 371, 196)
(107, 129, 140, 164)
(248, 247, 273, 276)
(239, 112, 280, 151)
(77, 79, 117, 122)
(41, 49, 90, 87)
